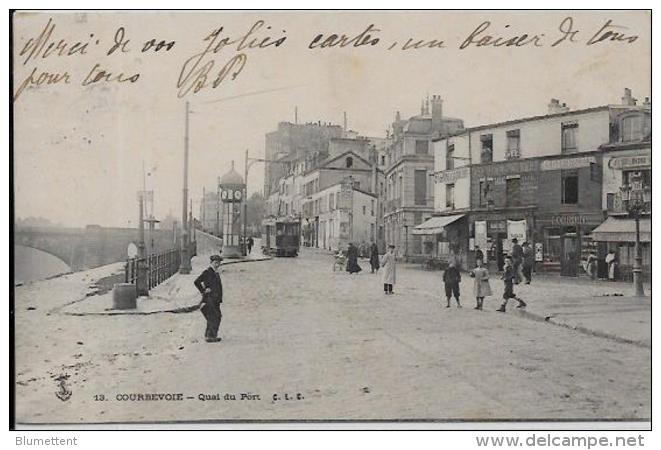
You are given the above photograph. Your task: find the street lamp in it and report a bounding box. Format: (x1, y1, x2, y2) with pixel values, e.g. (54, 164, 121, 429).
(402, 215, 409, 260)
(620, 171, 651, 297)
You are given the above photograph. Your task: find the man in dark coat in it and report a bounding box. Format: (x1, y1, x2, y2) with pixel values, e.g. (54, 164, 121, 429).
(247, 236, 254, 254)
(369, 241, 380, 273)
(511, 238, 523, 284)
(194, 254, 223, 342)
(521, 241, 534, 284)
(346, 243, 362, 274)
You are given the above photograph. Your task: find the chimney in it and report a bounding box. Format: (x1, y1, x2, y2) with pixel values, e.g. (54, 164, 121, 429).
(548, 98, 570, 114)
(395, 111, 401, 122)
(622, 88, 637, 106)
(431, 95, 443, 130)
(343, 111, 348, 133)
(294, 106, 298, 124)
(420, 99, 425, 115)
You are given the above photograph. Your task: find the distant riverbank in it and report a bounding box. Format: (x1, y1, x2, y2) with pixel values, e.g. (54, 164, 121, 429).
(14, 245, 71, 284)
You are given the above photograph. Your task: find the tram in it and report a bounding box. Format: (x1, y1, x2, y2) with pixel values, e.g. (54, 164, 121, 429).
(261, 217, 300, 257)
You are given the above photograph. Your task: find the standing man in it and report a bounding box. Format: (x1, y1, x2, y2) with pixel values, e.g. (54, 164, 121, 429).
(194, 254, 223, 342)
(511, 238, 523, 284)
(247, 236, 254, 255)
(381, 244, 397, 294)
(497, 256, 527, 312)
(521, 241, 534, 284)
(369, 241, 380, 274)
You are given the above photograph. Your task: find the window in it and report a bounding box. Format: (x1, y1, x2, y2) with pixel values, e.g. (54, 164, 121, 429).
(414, 212, 423, 225)
(445, 183, 455, 209)
(446, 144, 455, 170)
(506, 129, 520, 159)
(363, 205, 367, 215)
(371, 199, 375, 216)
(328, 193, 334, 211)
(380, 155, 385, 165)
(346, 157, 353, 168)
(353, 181, 361, 190)
(480, 134, 493, 163)
(621, 115, 649, 142)
(506, 177, 521, 206)
(561, 122, 578, 153)
(561, 170, 579, 204)
(415, 140, 429, 155)
(414, 170, 427, 205)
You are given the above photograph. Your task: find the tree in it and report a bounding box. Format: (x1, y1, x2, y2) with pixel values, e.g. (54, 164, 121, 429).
(246, 192, 265, 236)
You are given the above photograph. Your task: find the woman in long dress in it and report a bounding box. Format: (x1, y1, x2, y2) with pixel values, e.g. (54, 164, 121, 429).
(470, 257, 492, 310)
(346, 243, 362, 274)
(605, 250, 617, 281)
(380, 245, 396, 294)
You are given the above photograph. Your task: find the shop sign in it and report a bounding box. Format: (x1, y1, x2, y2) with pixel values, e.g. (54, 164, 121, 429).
(550, 214, 601, 226)
(473, 160, 538, 178)
(487, 220, 506, 232)
(608, 155, 651, 170)
(540, 156, 596, 171)
(534, 243, 543, 262)
(435, 167, 469, 183)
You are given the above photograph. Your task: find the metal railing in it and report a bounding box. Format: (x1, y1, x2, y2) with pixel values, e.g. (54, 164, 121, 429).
(125, 246, 188, 291)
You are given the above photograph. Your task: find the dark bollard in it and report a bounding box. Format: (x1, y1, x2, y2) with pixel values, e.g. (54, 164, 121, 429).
(136, 259, 149, 296)
(113, 283, 137, 310)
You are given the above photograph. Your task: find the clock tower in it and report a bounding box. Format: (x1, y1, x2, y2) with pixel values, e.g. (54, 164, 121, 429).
(219, 161, 246, 258)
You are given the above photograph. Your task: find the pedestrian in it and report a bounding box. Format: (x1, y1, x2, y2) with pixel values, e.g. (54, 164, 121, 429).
(497, 256, 527, 312)
(474, 245, 484, 264)
(346, 242, 362, 274)
(380, 244, 397, 294)
(369, 241, 380, 273)
(247, 236, 254, 254)
(605, 250, 618, 281)
(511, 238, 523, 284)
(521, 241, 534, 284)
(470, 257, 492, 310)
(442, 261, 462, 308)
(194, 254, 224, 342)
(587, 252, 598, 280)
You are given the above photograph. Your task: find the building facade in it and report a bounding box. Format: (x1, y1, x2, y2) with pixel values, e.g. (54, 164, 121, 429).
(384, 95, 465, 259)
(430, 89, 650, 275)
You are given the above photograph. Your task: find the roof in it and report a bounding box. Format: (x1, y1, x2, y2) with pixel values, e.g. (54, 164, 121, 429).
(591, 217, 651, 242)
(220, 166, 244, 185)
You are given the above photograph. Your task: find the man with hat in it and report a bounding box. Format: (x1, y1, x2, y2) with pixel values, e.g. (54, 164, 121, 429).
(194, 254, 223, 342)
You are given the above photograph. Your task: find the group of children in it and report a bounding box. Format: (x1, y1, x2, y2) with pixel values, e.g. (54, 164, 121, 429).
(442, 255, 526, 312)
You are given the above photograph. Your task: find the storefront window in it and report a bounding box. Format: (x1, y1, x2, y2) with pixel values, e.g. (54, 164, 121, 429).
(544, 228, 562, 263)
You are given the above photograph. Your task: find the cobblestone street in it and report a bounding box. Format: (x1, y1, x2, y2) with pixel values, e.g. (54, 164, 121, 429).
(14, 249, 651, 425)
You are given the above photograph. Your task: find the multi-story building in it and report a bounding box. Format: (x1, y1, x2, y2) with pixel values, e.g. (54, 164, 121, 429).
(384, 95, 464, 259)
(198, 183, 222, 235)
(264, 122, 344, 197)
(264, 130, 385, 251)
(428, 89, 650, 276)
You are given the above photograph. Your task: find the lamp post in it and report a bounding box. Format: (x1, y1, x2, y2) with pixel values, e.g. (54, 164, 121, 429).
(402, 215, 409, 260)
(620, 171, 651, 297)
(179, 100, 192, 274)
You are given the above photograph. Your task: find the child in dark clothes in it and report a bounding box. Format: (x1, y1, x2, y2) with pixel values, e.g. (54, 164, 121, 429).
(443, 261, 462, 308)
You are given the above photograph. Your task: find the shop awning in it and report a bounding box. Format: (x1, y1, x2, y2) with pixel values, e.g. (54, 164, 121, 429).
(412, 214, 465, 235)
(591, 217, 651, 243)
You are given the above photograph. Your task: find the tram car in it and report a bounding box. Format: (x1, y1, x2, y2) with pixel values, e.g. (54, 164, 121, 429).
(261, 217, 300, 257)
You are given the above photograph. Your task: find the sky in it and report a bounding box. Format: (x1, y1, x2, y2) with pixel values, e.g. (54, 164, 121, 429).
(12, 10, 651, 227)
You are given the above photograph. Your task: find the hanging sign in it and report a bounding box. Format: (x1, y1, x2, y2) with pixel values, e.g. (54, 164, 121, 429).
(506, 219, 527, 253)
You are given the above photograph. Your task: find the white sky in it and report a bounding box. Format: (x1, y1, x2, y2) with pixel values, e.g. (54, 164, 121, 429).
(12, 10, 650, 227)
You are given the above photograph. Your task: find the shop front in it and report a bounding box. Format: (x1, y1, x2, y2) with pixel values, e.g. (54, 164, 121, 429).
(412, 214, 468, 268)
(469, 208, 535, 272)
(534, 211, 605, 277)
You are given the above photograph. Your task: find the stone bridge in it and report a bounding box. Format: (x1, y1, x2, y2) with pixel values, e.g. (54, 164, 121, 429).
(14, 225, 180, 271)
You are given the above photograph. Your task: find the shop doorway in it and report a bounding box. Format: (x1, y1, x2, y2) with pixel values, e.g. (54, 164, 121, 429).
(561, 234, 578, 277)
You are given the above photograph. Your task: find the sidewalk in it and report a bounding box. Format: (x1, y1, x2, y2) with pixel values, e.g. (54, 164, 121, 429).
(60, 249, 270, 316)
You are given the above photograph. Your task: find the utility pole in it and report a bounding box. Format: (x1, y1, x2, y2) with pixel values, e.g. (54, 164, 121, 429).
(179, 100, 192, 274)
(243, 149, 249, 256)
